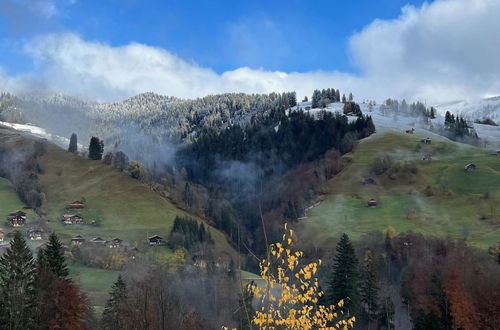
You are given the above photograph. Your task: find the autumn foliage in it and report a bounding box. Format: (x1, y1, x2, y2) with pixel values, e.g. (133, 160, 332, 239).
(251, 224, 355, 329)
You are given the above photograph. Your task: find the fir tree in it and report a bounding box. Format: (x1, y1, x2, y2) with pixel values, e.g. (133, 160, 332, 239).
(360, 249, 379, 328)
(283, 200, 298, 222)
(102, 275, 130, 330)
(430, 107, 436, 119)
(68, 133, 78, 153)
(312, 90, 321, 108)
(0, 232, 37, 329)
(88, 136, 104, 160)
(342, 94, 347, 103)
(45, 233, 69, 278)
(33, 249, 57, 329)
(327, 233, 359, 315)
(348, 92, 354, 102)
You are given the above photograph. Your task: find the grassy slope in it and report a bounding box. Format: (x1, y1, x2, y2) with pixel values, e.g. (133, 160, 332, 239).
(303, 131, 500, 248)
(37, 144, 236, 303)
(0, 127, 236, 306)
(0, 178, 37, 232)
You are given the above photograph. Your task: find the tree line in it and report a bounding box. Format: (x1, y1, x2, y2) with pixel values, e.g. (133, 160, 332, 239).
(0, 232, 91, 329)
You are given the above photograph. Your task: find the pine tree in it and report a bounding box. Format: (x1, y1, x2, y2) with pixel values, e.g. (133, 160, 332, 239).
(33, 249, 57, 329)
(360, 249, 379, 328)
(312, 90, 321, 108)
(102, 275, 130, 330)
(348, 93, 354, 102)
(0, 232, 37, 329)
(430, 107, 436, 119)
(342, 94, 347, 103)
(68, 133, 78, 153)
(327, 233, 359, 315)
(88, 136, 104, 160)
(45, 233, 69, 278)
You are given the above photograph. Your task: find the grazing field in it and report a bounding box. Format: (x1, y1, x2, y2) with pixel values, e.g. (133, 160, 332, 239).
(302, 131, 500, 248)
(1, 127, 236, 307)
(38, 146, 233, 253)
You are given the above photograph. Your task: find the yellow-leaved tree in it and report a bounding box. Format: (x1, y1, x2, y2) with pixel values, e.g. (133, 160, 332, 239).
(250, 224, 355, 329)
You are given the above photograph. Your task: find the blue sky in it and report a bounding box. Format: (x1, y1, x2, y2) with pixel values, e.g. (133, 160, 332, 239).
(0, 0, 425, 75)
(0, 0, 498, 102)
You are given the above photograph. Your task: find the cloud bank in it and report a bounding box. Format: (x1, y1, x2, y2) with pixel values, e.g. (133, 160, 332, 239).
(2, 0, 500, 103)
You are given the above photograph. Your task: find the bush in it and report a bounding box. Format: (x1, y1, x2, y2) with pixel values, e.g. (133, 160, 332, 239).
(371, 155, 393, 175)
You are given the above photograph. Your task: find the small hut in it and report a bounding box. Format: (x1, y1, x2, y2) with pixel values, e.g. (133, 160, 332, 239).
(7, 211, 27, 227)
(7, 230, 19, 238)
(148, 235, 164, 246)
(405, 128, 415, 134)
(67, 201, 85, 209)
(0, 230, 4, 242)
(420, 137, 432, 144)
(367, 199, 378, 207)
(90, 237, 107, 245)
(28, 229, 43, 240)
(71, 235, 86, 245)
(61, 214, 85, 225)
(464, 163, 476, 171)
(108, 238, 123, 248)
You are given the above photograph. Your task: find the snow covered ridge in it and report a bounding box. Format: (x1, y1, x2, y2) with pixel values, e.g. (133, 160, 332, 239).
(433, 97, 500, 123)
(294, 100, 500, 150)
(1, 91, 499, 151)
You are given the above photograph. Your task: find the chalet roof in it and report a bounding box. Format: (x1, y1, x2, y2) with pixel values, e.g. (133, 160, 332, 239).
(7, 230, 19, 237)
(28, 229, 43, 234)
(465, 163, 476, 169)
(9, 210, 26, 217)
(112, 238, 123, 243)
(91, 237, 106, 242)
(71, 201, 84, 204)
(72, 235, 84, 239)
(148, 235, 163, 240)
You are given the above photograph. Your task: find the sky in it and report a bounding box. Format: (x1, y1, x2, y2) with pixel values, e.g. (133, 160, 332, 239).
(0, 0, 499, 103)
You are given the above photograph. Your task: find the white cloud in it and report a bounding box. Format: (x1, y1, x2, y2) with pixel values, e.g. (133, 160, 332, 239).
(1, 0, 500, 103)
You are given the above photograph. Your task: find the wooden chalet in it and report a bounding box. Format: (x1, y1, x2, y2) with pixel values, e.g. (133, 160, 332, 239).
(464, 163, 476, 171)
(61, 214, 85, 225)
(67, 201, 85, 209)
(148, 235, 164, 246)
(405, 128, 415, 134)
(90, 237, 107, 245)
(0, 230, 4, 242)
(7, 211, 27, 227)
(28, 229, 43, 240)
(108, 238, 123, 248)
(7, 230, 19, 238)
(420, 137, 432, 144)
(71, 235, 86, 245)
(367, 199, 378, 207)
